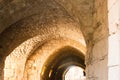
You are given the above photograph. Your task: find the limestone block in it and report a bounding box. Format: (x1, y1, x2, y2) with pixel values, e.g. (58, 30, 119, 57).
(4, 69, 14, 77)
(108, 0, 120, 34)
(92, 38, 108, 62)
(108, 0, 119, 10)
(86, 57, 108, 80)
(108, 66, 120, 80)
(27, 60, 35, 69)
(108, 34, 120, 66)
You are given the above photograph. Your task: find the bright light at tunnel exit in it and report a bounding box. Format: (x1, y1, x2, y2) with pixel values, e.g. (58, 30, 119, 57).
(63, 66, 86, 80)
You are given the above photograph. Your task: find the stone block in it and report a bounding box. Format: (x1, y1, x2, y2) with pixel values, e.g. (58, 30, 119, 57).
(4, 69, 14, 77)
(108, 34, 120, 66)
(108, 66, 120, 80)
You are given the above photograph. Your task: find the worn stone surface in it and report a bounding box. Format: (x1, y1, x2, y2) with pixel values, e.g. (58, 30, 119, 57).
(24, 39, 86, 80)
(0, 1, 86, 79)
(108, 0, 120, 80)
(0, 0, 111, 80)
(86, 38, 108, 80)
(4, 37, 86, 80)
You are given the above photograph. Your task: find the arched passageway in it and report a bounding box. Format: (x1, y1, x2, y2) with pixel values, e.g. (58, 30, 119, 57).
(22, 39, 86, 80)
(41, 46, 85, 80)
(1, 0, 86, 78)
(0, 0, 86, 79)
(64, 66, 86, 80)
(0, 0, 114, 80)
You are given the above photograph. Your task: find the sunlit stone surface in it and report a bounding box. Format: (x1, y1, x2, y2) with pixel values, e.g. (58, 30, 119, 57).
(0, 0, 119, 80)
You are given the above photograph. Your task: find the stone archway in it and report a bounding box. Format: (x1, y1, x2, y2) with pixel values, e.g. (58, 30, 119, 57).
(4, 38, 86, 80)
(0, 1, 86, 79)
(0, 0, 110, 80)
(24, 40, 86, 80)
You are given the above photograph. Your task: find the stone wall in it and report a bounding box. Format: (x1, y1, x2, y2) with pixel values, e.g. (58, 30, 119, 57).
(108, 0, 120, 80)
(0, 0, 113, 80)
(0, 1, 86, 79)
(85, 0, 109, 80)
(24, 39, 86, 80)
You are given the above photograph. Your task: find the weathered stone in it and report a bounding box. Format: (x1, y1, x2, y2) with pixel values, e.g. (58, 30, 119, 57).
(0, 0, 119, 80)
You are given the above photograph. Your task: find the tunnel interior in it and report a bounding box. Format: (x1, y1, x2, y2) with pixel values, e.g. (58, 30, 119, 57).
(63, 66, 86, 80)
(41, 46, 85, 80)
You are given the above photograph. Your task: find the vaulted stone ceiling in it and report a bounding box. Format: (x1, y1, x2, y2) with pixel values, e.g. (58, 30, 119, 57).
(0, 0, 109, 80)
(0, 0, 108, 41)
